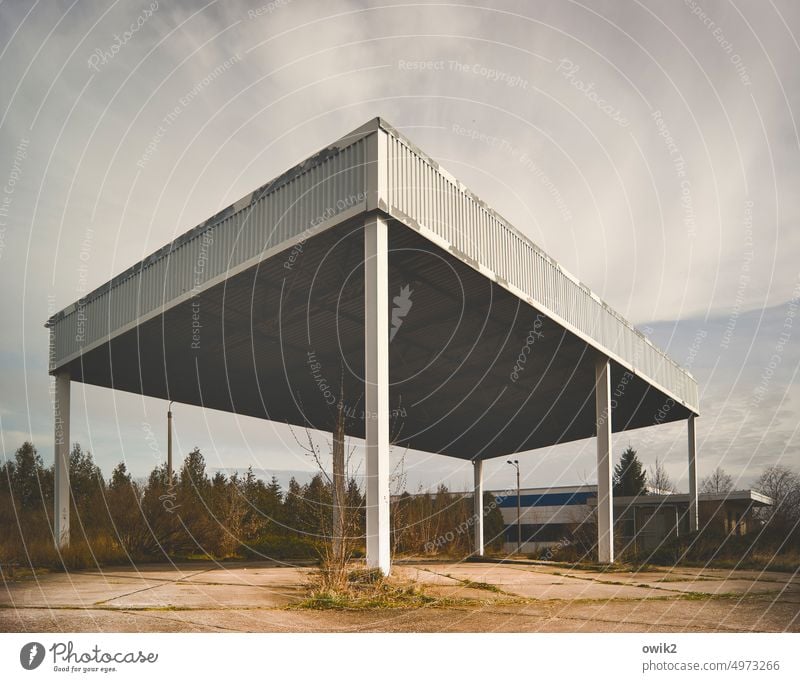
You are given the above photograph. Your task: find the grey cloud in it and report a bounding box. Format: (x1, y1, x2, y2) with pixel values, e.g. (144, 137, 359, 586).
(0, 0, 797, 491)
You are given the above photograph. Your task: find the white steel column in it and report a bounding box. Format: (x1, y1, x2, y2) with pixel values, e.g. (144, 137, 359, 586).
(473, 459, 484, 557)
(595, 357, 614, 563)
(688, 415, 698, 532)
(54, 370, 70, 548)
(364, 214, 391, 575)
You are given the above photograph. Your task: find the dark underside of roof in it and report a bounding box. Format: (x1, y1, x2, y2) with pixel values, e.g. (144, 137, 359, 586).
(62, 215, 692, 460)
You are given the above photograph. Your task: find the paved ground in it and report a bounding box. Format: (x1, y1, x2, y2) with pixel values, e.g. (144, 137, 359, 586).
(1, 559, 798, 632)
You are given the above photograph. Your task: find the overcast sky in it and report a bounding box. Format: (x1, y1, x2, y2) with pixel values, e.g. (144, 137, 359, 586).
(0, 0, 797, 494)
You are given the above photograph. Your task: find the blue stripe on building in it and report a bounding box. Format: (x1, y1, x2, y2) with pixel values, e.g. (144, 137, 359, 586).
(495, 492, 592, 508)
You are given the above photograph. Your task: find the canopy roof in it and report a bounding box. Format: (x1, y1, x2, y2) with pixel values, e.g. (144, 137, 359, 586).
(47, 118, 698, 460)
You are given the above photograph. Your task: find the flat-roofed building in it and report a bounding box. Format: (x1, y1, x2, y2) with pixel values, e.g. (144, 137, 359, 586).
(494, 485, 595, 552)
(493, 485, 772, 555)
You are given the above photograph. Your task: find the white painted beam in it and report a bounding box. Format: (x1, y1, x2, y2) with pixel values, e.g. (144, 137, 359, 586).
(688, 415, 699, 532)
(473, 460, 484, 557)
(364, 213, 391, 574)
(54, 370, 70, 548)
(595, 357, 614, 563)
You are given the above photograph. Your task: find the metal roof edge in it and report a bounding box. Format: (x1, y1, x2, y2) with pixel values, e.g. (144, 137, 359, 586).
(45, 119, 381, 328)
(610, 490, 773, 505)
(374, 117, 696, 388)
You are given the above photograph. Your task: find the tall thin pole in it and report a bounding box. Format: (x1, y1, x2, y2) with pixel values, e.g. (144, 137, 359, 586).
(516, 465, 521, 554)
(507, 459, 521, 554)
(595, 357, 614, 562)
(687, 415, 698, 532)
(54, 370, 71, 548)
(332, 399, 346, 563)
(167, 401, 174, 482)
(473, 460, 484, 556)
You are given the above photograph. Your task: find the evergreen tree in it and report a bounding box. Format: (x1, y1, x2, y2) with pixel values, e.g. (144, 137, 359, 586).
(207, 471, 230, 538)
(238, 466, 269, 540)
(302, 473, 330, 536)
(266, 475, 282, 504)
(106, 461, 146, 555)
(613, 446, 647, 496)
(283, 476, 303, 531)
(69, 444, 105, 531)
(12, 441, 47, 510)
(262, 475, 283, 527)
(177, 448, 214, 553)
(109, 461, 132, 490)
(180, 448, 209, 495)
(140, 463, 182, 556)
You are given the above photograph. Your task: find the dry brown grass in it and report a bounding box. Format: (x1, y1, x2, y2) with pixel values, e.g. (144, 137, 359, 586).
(0, 536, 129, 574)
(297, 566, 444, 609)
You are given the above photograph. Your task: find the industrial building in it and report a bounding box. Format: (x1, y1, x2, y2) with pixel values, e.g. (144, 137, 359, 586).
(46, 118, 699, 573)
(494, 485, 773, 555)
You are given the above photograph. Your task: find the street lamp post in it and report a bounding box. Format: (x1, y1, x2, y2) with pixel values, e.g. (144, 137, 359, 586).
(507, 459, 521, 554)
(167, 401, 174, 482)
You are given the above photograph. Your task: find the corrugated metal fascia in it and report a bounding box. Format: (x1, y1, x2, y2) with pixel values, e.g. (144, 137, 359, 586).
(48, 129, 374, 369)
(381, 124, 698, 411)
(46, 120, 381, 327)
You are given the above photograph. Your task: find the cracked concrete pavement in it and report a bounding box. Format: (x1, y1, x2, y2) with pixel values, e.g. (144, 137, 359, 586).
(2, 559, 798, 632)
